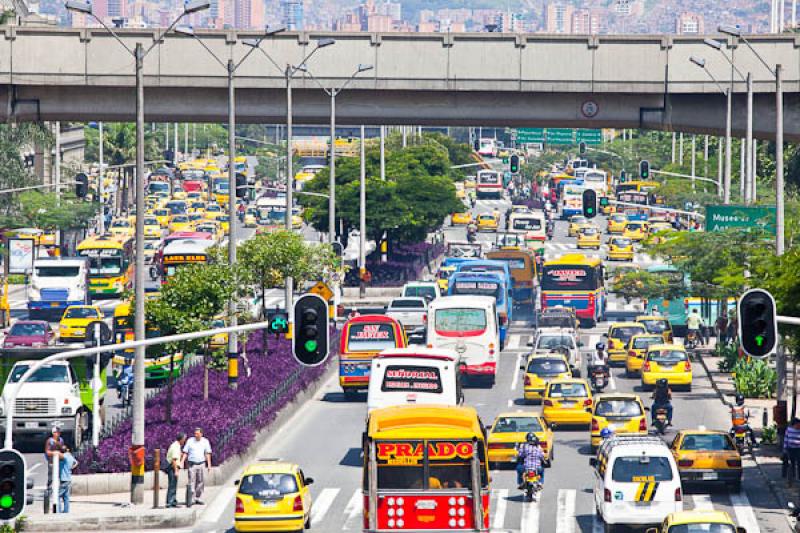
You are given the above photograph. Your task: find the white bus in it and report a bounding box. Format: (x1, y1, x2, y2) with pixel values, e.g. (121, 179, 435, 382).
(367, 348, 463, 412)
(509, 211, 547, 245)
(477, 138, 498, 157)
(476, 170, 503, 199)
(582, 169, 608, 194)
(426, 295, 500, 386)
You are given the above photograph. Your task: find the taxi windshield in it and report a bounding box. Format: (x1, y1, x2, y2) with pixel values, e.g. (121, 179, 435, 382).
(547, 382, 587, 398)
(611, 456, 673, 482)
(594, 400, 642, 418)
(649, 350, 687, 363)
(346, 323, 397, 353)
(680, 433, 735, 451)
(493, 417, 543, 434)
(668, 525, 736, 533)
(527, 358, 568, 376)
(632, 336, 662, 349)
(64, 307, 98, 319)
(640, 319, 670, 333)
(239, 473, 298, 497)
(611, 326, 646, 343)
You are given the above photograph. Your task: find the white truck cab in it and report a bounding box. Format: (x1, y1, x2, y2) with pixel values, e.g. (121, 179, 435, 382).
(27, 258, 90, 320)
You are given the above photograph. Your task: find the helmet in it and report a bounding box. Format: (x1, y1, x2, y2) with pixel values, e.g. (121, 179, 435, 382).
(595, 342, 605, 351)
(735, 393, 745, 406)
(600, 428, 613, 439)
(526, 433, 539, 445)
(656, 378, 668, 388)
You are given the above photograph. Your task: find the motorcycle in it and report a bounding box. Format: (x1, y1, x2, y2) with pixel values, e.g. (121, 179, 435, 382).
(115, 359, 134, 408)
(685, 330, 698, 349)
(590, 365, 608, 393)
(522, 470, 542, 502)
(467, 228, 477, 243)
(653, 407, 669, 435)
(730, 425, 756, 454)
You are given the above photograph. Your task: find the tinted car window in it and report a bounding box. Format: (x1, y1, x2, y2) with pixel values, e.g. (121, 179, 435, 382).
(679, 434, 735, 451)
(611, 456, 673, 482)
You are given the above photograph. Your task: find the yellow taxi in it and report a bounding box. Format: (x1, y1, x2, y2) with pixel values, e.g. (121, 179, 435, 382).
(599, 196, 615, 215)
(209, 318, 227, 351)
(195, 220, 224, 242)
(521, 353, 572, 402)
(589, 394, 647, 451)
(187, 200, 206, 214)
(477, 213, 499, 231)
(606, 236, 634, 261)
(641, 344, 692, 390)
(143, 239, 158, 263)
(576, 226, 601, 249)
(487, 412, 554, 467)
(291, 209, 303, 230)
(142, 216, 162, 240)
(59, 305, 103, 341)
(168, 214, 192, 233)
(172, 186, 187, 200)
(218, 215, 231, 235)
(606, 213, 629, 234)
(670, 429, 742, 491)
(153, 208, 170, 228)
(186, 191, 204, 202)
(637, 315, 674, 343)
(623, 220, 649, 241)
(646, 511, 743, 533)
(234, 461, 313, 532)
(205, 208, 226, 222)
(451, 211, 473, 225)
(205, 203, 223, 217)
(604, 322, 647, 364)
(244, 207, 259, 228)
(567, 215, 590, 237)
(108, 218, 135, 239)
(624, 333, 666, 377)
(188, 212, 205, 226)
(542, 378, 593, 427)
(464, 177, 476, 190)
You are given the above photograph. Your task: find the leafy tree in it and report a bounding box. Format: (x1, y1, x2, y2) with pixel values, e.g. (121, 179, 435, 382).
(12, 190, 97, 231)
(0, 123, 52, 216)
(612, 269, 679, 303)
(83, 123, 161, 165)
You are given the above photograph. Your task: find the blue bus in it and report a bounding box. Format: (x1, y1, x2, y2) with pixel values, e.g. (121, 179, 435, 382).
(456, 260, 514, 310)
(447, 271, 511, 346)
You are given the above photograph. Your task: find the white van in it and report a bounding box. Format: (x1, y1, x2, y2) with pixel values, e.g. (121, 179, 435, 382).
(366, 347, 463, 412)
(426, 295, 500, 386)
(592, 435, 683, 530)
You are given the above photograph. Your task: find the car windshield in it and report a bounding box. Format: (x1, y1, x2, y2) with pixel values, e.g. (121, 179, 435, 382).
(649, 350, 687, 363)
(238, 473, 298, 497)
(493, 417, 543, 434)
(611, 456, 673, 482)
(527, 358, 569, 376)
(595, 400, 642, 418)
(680, 434, 735, 451)
(9, 323, 46, 336)
(611, 326, 646, 343)
(668, 525, 736, 533)
(390, 299, 425, 309)
(632, 336, 662, 349)
(612, 238, 632, 247)
(547, 382, 587, 398)
(8, 365, 69, 383)
(640, 319, 670, 333)
(404, 286, 437, 300)
(64, 307, 98, 319)
(538, 316, 574, 329)
(537, 335, 575, 350)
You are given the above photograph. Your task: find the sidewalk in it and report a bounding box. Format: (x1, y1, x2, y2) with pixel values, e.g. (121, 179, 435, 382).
(696, 346, 796, 516)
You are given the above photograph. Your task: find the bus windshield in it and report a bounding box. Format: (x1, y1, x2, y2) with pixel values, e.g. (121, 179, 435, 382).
(541, 265, 598, 292)
(79, 249, 124, 275)
(375, 440, 486, 490)
(512, 217, 542, 231)
(346, 323, 397, 353)
(434, 308, 487, 334)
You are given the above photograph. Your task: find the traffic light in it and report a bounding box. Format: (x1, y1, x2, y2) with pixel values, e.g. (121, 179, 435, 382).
(639, 160, 650, 179)
(579, 142, 587, 155)
(235, 173, 248, 199)
(582, 189, 597, 218)
(738, 289, 778, 358)
(75, 173, 89, 199)
(619, 170, 627, 183)
(292, 294, 330, 366)
(599, 196, 609, 208)
(473, 139, 480, 152)
(510, 155, 520, 174)
(267, 311, 290, 335)
(0, 449, 26, 521)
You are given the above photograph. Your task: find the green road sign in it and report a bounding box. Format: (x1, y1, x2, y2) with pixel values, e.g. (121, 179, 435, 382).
(546, 128, 575, 145)
(705, 205, 776, 233)
(516, 128, 545, 143)
(576, 129, 602, 145)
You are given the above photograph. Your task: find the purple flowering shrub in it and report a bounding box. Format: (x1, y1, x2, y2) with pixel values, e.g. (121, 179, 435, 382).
(76, 331, 337, 474)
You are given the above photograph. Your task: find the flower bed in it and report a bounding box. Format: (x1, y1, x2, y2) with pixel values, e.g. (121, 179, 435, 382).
(344, 240, 445, 287)
(76, 331, 336, 474)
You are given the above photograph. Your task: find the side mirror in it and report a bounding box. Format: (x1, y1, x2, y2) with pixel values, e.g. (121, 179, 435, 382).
(527, 341, 534, 347)
(589, 458, 597, 467)
(736, 528, 746, 533)
(644, 406, 651, 411)
(519, 364, 526, 370)
(602, 333, 608, 338)
(305, 477, 314, 485)
(577, 341, 584, 347)
(234, 479, 240, 486)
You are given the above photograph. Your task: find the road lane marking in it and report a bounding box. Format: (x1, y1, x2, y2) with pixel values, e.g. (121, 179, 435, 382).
(507, 335, 521, 349)
(492, 489, 508, 530)
(342, 489, 363, 530)
(556, 489, 576, 533)
(310, 488, 340, 524)
(731, 492, 761, 533)
(692, 494, 714, 511)
(507, 399, 513, 407)
(520, 497, 540, 533)
(510, 352, 523, 391)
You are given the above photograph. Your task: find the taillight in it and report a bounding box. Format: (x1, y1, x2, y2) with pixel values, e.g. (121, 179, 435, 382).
(591, 418, 599, 431)
(678, 458, 693, 467)
(589, 293, 595, 305)
(727, 458, 742, 468)
(638, 418, 647, 431)
(643, 361, 651, 371)
(235, 497, 244, 513)
(488, 443, 505, 450)
(674, 487, 682, 501)
(604, 489, 612, 502)
(583, 398, 593, 407)
(422, 314, 427, 324)
(684, 361, 691, 371)
(293, 495, 303, 512)
(543, 399, 553, 406)
(524, 375, 531, 386)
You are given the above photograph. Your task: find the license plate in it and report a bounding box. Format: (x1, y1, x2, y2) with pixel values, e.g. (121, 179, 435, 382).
(24, 422, 39, 429)
(261, 500, 277, 508)
(634, 501, 651, 507)
(560, 401, 574, 407)
(50, 302, 60, 307)
(662, 365, 674, 370)
(702, 472, 718, 480)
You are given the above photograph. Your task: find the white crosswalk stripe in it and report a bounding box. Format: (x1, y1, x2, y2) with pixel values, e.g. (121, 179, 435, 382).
(492, 489, 509, 530)
(310, 488, 340, 525)
(692, 494, 714, 511)
(556, 489, 577, 533)
(731, 492, 761, 533)
(520, 498, 540, 533)
(341, 489, 363, 530)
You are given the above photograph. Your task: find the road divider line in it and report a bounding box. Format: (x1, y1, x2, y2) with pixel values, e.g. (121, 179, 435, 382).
(492, 488, 508, 530)
(691, 494, 714, 511)
(731, 492, 761, 533)
(310, 487, 340, 524)
(342, 488, 363, 530)
(520, 497, 540, 533)
(510, 352, 523, 391)
(556, 489, 576, 533)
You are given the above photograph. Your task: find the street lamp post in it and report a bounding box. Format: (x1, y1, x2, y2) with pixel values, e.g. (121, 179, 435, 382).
(65, 0, 210, 505)
(176, 25, 285, 389)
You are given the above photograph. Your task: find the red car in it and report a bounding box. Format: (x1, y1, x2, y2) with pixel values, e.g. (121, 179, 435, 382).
(3, 320, 55, 348)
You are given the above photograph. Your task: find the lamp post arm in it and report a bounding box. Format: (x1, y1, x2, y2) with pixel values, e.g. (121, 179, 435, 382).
(740, 36, 778, 78)
(88, 13, 134, 55)
(144, 12, 190, 58)
(189, 34, 227, 70)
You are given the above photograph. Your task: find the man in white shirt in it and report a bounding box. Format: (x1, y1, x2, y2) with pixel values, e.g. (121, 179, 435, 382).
(181, 427, 212, 505)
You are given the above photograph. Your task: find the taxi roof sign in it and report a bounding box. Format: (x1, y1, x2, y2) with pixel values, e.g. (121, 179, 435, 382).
(309, 281, 333, 302)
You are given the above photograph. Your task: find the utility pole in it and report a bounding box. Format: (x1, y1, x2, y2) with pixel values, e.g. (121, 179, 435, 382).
(671, 132, 676, 163)
(54, 122, 61, 206)
(380, 126, 385, 181)
(226, 59, 238, 389)
(740, 139, 746, 199)
(776, 63, 785, 255)
(745, 72, 753, 204)
(329, 89, 336, 244)
(173, 122, 178, 164)
(359, 124, 366, 299)
(703, 135, 709, 177)
(691, 135, 696, 191)
(678, 132, 684, 166)
(752, 140, 758, 202)
(98, 122, 105, 234)
(717, 137, 724, 199)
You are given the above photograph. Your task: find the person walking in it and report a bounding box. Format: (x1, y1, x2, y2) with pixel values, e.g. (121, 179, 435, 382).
(785, 418, 800, 486)
(166, 432, 186, 508)
(44, 425, 65, 508)
(715, 313, 728, 346)
(181, 428, 212, 505)
(58, 445, 77, 513)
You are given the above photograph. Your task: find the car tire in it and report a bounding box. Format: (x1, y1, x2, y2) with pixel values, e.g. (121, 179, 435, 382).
(728, 480, 742, 492)
(304, 514, 311, 530)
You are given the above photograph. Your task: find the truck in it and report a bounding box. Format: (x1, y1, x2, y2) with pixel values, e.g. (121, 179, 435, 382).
(385, 297, 428, 333)
(0, 353, 109, 448)
(27, 258, 91, 320)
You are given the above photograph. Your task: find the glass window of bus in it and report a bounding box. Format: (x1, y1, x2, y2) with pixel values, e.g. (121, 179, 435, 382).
(541, 265, 598, 291)
(611, 456, 673, 482)
(434, 308, 487, 335)
(512, 217, 541, 231)
(381, 365, 443, 394)
(492, 256, 526, 271)
(451, 280, 503, 304)
(375, 440, 485, 490)
(346, 323, 397, 352)
(526, 357, 569, 376)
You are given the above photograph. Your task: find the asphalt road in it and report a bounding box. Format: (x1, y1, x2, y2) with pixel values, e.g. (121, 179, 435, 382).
(183, 195, 790, 533)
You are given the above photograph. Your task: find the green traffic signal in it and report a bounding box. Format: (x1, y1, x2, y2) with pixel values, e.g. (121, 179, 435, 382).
(755, 335, 764, 347)
(0, 495, 12, 509)
(304, 340, 318, 352)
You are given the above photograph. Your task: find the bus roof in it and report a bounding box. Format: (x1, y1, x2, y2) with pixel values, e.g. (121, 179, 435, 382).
(376, 347, 458, 362)
(345, 314, 403, 327)
(164, 231, 214, 243)
(77, 235, 128, 249)
(428, 295, 496, 310)
(543, 253, 602, 267)
(457, 259, 508, 270)
(163, 239, 215, 255)
(367, 405, 483, 440)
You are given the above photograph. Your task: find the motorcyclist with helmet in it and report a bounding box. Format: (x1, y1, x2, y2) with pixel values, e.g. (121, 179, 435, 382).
(515, 432, 545, 489)
(651, 378, 673, 426)
(730, 393, 757, 447)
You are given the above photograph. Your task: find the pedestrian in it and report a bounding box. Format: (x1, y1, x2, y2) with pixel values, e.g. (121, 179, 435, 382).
(181, 427, 212, 505)
(58, 445, 77, 513)
(785, 418, 800, 486)
(727, 312, 738, 344)
(44, 425, 65, 507)
(166, 432, 187, 508)
(715, 313, 728, 346)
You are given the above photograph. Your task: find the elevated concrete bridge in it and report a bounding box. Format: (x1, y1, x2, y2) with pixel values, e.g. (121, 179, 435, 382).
(5, 28, 800, 139)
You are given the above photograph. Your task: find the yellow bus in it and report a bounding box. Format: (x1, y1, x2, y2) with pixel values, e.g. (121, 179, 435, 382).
(615, 180, 660, 194)
(76, 235, 134, 297)
(363, 405, 490, 532)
